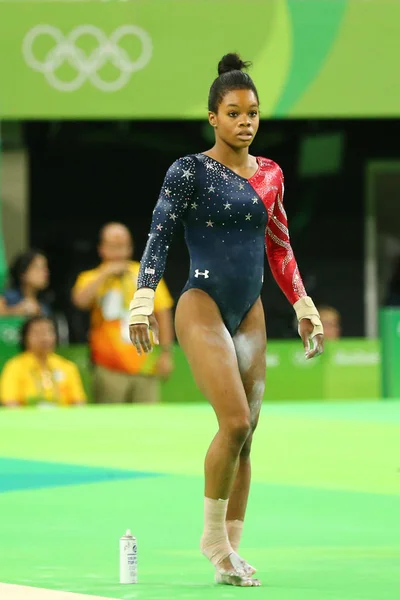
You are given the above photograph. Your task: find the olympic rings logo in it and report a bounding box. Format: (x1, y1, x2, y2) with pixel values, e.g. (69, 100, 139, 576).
(22, 24, 153, 92)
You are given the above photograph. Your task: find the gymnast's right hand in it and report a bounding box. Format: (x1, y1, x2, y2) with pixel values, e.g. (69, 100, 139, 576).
(128, 288, 159, 355)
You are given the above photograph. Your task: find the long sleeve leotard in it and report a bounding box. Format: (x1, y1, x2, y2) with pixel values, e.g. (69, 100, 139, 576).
(137, 153, 306, 335)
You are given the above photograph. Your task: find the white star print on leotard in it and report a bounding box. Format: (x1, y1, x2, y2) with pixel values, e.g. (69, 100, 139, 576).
(137, 153, 306, 328)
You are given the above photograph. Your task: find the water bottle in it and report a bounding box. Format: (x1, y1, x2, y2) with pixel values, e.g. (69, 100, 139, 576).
(119, 529, 137, 584)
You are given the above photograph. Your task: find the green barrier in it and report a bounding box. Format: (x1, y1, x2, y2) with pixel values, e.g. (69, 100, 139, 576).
(266, 341, 324, 401)
(322, 339, 380, 400)
(0, 316, 25, 364)
(379, 308, 400, 398)
(59, 339, 381, 403)
(0, 1, 399, 118)
(0, 323, 381, 402)
(164, 340, 380, 403)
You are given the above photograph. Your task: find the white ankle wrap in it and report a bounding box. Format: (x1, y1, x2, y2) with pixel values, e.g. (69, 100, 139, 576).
(226, 519, 244, 552)
(200, 498, 233, 565)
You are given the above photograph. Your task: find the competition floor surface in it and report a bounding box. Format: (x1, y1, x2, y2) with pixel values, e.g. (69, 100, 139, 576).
(0, 401, 399, 600)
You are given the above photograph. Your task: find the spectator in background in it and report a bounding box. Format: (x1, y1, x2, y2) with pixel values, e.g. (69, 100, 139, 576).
(0, 249, 51, 317)
(0, 316, 86, 408)
(71, 222, 174, 404)
(317, 305, 341, 340)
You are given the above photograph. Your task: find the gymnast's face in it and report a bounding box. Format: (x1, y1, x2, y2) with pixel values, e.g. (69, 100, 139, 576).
(209, 89, 260, 150)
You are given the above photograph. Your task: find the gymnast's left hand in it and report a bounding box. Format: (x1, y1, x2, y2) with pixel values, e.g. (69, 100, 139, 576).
(299, 318, 324, 360)
(129, 314, 159, 355)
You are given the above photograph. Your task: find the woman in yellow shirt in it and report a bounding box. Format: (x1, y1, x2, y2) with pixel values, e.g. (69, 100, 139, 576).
(0, 316, 86, 407)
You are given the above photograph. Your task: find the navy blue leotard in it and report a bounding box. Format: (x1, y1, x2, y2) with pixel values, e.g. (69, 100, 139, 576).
(137, 153, 305, 335)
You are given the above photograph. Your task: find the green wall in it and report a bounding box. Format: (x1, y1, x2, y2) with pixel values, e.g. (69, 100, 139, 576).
(0, 0, 398, 118)
(380, 308, 400, 399)
(161, 339, 381, 403)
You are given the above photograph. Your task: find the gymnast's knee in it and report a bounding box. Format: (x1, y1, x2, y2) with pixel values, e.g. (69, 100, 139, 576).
(220, 413, 252, 450)
(240, 419, 259, 459)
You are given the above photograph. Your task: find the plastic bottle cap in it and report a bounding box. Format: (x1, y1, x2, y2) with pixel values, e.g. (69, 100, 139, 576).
(125, 529, 132, 537)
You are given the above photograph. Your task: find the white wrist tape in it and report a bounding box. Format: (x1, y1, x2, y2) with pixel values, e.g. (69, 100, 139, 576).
(128, 288, 155, 327)
(293, 296, 324, 337)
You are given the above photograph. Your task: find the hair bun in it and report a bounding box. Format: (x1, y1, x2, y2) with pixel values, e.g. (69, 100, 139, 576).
(217, 53, 251, 76)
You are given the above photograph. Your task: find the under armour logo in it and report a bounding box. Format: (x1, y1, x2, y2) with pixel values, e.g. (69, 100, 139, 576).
(194, 269, 209, 279)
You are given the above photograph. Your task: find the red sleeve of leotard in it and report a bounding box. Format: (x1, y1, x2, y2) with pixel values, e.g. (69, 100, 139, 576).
(265, 170, 307, 305)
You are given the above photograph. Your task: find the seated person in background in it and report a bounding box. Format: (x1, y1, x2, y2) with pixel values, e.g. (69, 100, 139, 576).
(72, 222, 174, 404)
(0, 316, 86, 408)
(317, 305, 341, 340)
(0, 249, 51, 317)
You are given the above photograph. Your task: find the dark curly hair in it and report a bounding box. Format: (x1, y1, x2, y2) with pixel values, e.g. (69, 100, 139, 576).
(208, 53, 259, 113)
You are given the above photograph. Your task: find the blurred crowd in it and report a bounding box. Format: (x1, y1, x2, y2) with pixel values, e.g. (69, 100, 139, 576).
(0, 222, 174, 408)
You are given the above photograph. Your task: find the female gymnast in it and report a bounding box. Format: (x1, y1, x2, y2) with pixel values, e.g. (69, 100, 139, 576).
(129, 53, 324, 587)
